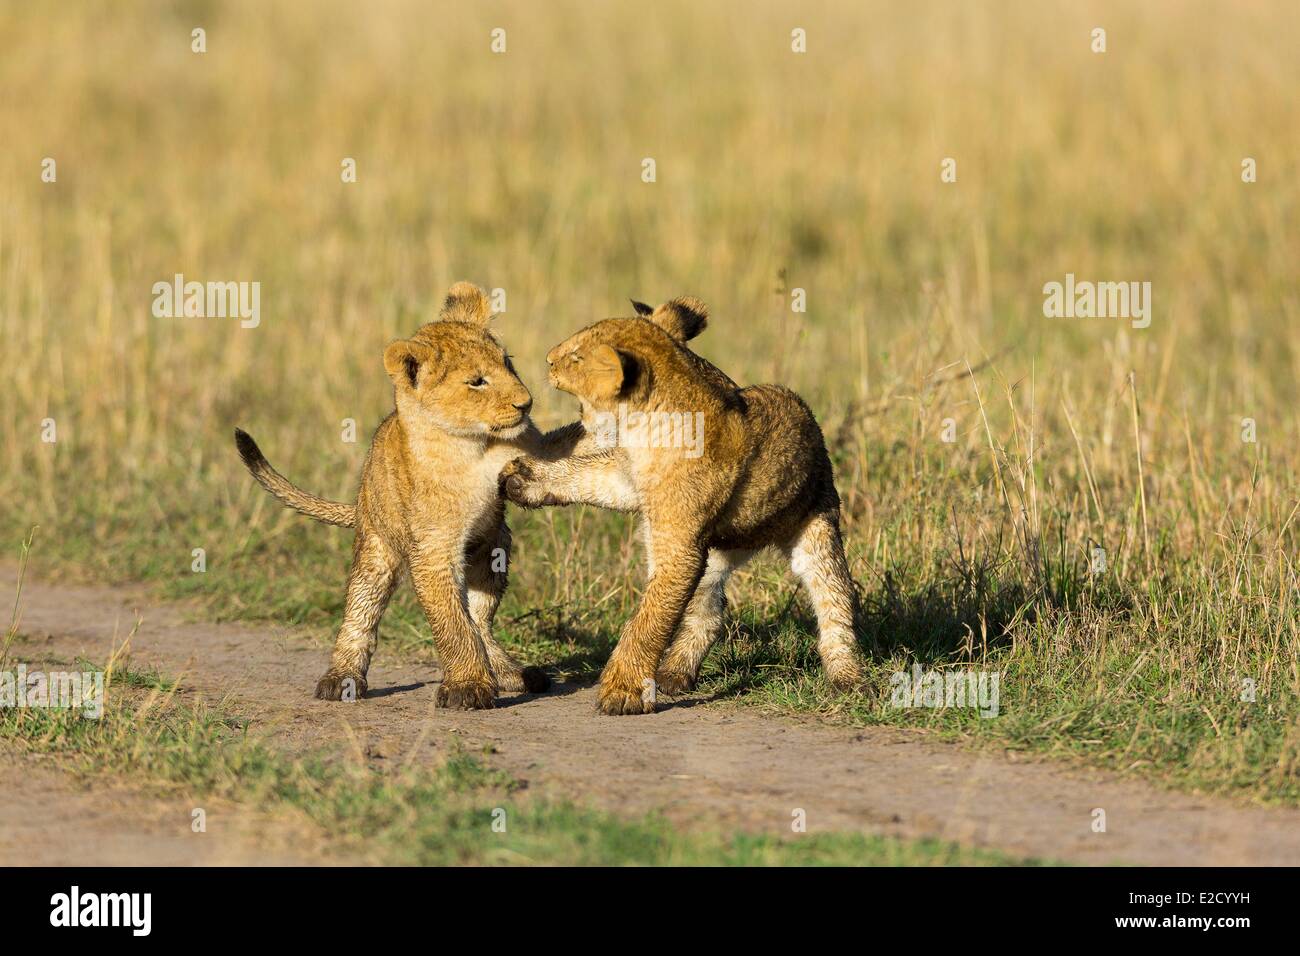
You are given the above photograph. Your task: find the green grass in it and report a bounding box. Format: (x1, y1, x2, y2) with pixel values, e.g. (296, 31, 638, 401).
(0, 657, 1042, 866)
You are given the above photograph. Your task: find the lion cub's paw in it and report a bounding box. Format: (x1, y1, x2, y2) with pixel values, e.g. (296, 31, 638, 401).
(495, 665, 552, 695)
(315, 670, 367, 701)
(499, 457, 562, 509)
(498, 457, 538, 505)
(654, 668, 697, 697)
(829, 675, 869, 695)
(521, 666, 552, 694)
(596, 677, 656, 716)
(825, 658, 868, 694)
(437, 679, 498, 710)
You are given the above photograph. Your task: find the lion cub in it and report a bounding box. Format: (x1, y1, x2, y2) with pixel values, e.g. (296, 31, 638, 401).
(501, 297, 867, 715)
(235, 282, 586, 709)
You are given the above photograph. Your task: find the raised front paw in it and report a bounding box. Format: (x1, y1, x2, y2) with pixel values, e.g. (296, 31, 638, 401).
(596, 671, 657, 716)
(498, 457, 558, 509)
(436, 679, 498, 710)
(315, 670, 367, 701)
(498, 456, 534, 503)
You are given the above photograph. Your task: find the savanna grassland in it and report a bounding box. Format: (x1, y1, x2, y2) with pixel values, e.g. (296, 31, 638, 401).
(1, 0, 1298, 822)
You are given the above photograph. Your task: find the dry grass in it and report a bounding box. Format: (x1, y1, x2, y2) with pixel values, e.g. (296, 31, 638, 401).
(1, 1, 1297, 800)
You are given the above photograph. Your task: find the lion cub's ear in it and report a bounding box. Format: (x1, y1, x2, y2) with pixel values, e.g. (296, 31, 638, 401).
(648, 296, 709, 342)
(630, 299, 655, 317)
(586, 343, 627, 400)
(440, 281, 492, 326)
(384, 338, 438, 389)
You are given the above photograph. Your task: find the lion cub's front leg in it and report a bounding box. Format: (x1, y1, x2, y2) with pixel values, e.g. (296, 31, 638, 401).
(598, 534, 707, 715)
(408, 540, 499, 710)
(500, 452, 639, 512)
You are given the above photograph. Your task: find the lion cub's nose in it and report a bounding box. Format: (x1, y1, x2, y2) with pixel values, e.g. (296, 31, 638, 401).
(545, 346, 559, 366)
(514, 398, 533, 415)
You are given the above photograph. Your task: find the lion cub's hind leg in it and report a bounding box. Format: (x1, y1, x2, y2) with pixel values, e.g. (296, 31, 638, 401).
(786, 511, 867, 691)
(464, 525, 551, 695)
(656, 549, 751, 695)
(315, 532, 403, 701)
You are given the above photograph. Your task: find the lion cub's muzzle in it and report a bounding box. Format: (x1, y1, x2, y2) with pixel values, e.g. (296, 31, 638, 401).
(492, 395, 533, 433)
(547, 367, 577, 396)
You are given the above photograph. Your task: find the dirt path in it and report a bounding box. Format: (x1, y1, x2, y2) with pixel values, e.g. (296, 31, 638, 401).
(0, 752, 331, 865)
(5, 568, 1300, 866)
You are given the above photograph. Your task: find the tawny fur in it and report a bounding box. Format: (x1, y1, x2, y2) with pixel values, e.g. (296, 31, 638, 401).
(236, 282, 591, 708)
(501, 296, 867, 715)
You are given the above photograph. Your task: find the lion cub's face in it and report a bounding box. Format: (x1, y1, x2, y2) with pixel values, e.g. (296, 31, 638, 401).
(385, 283, 533, 439)
(545, 322, 631, 413)
(546, 297, 709, 412)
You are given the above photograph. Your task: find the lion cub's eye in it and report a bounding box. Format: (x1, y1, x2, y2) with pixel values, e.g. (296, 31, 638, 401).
(467, 376, 488, 389)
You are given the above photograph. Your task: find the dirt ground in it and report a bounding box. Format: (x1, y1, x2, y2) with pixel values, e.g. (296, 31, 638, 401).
(0, 756, 331, 866)
(4, 567, 1299, 866)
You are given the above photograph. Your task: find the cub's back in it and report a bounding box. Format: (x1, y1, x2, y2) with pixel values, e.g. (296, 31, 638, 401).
(710, 384, 836, 545)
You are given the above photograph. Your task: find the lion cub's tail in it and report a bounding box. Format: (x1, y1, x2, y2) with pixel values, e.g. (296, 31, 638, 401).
(233, 428, 356, 528)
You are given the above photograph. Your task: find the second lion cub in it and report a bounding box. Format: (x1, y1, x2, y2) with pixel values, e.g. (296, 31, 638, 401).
(501, 296, 867, 715)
